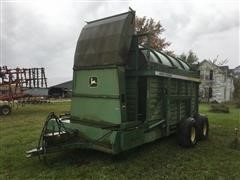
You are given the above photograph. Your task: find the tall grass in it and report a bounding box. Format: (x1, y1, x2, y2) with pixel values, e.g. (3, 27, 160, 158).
(0, 102, 239, 179)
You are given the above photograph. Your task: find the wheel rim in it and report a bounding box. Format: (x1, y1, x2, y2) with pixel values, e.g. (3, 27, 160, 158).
(190, 127, 196, 143)
(203, 123, 207, 136)
(2, 108, 9, 115)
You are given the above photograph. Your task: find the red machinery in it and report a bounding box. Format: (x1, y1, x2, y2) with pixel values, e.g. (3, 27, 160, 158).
(0, 66, 48, 115)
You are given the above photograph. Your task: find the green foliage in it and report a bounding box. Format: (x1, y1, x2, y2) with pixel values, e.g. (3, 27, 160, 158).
(209, 103, 230, 113)
(179, 50, 199, 64)
(164, 50, 176, 57)
(0, 103, 240, 179)
(236, 102, 240, 108)
(231, 128, 240, 150)
(135, 16, 171, 51)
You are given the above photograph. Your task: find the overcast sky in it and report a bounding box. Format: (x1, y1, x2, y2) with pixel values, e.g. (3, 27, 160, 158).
(1, 0, 239, 86)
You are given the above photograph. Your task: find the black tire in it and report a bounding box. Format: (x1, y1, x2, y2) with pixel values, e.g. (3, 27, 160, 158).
(0, 105, 11, 116)
(196, 115, 209, 140)
(178, 118, 197, 147)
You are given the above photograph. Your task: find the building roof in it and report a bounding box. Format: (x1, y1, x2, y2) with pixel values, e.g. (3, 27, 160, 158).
(231, 65, 240, 79)
(199, 60, 225, 72)
(219, 66, 229, 70)
(50, 80, 72, 90)
(231, 65, 240, 72)
(219, 65, 232, 74)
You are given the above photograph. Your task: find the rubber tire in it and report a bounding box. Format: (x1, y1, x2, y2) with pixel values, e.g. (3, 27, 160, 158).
(0, 105, 11, 116)
(178, 118, 197, 147)
(196, 115, 209, 141)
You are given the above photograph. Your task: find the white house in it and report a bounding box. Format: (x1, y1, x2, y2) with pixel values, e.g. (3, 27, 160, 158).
(198, 60, 234, 103)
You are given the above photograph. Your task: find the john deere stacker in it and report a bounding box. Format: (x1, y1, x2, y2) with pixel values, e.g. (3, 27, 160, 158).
(27, 10, 209, 158)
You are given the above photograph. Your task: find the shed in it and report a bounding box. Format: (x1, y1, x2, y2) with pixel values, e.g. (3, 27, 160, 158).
(48, 81, 72, 98)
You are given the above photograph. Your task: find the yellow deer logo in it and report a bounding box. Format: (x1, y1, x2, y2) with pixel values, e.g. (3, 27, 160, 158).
(89, 77, 97, 87)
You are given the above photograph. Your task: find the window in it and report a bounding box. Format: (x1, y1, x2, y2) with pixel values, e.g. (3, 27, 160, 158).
(209, 87, 212, 98)
(210, 70, 213, 80)
(224, 87, 226, 100)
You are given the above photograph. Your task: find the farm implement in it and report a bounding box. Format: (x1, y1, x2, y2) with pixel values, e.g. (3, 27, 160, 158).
(0, 66, 48, 115)
(27, 9, 209, 159)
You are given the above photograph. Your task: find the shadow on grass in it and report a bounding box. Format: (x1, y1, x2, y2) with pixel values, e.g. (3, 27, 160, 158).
(40, 134, 178, 167)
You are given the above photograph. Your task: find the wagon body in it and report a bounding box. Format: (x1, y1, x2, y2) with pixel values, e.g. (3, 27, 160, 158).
(27, 10, 207, 157)
(62, 11, 200, 154)
(66, 66, 200, 154)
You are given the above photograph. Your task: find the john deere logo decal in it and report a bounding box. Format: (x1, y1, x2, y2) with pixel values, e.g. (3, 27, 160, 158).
(89, 77, 97, 87)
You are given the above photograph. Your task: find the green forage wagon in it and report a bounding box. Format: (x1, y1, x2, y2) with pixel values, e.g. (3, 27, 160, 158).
(27, 10, 209, 158)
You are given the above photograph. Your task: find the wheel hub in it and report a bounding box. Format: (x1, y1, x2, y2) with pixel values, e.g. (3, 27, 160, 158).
(190, 127, 196, 143)
(203, 123, 207, 136)
(2, 108, 9, 115)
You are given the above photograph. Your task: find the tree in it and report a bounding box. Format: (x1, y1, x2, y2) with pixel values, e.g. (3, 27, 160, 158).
(165, 50, 176, 57)
(179, 50, 199, 64)
(135, 16, 171, 51)
(203, 55, 229, 74)
(208, 55, 228, 66)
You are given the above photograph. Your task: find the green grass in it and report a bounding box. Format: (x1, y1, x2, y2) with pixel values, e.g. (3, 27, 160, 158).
(0, 102, 240, 179)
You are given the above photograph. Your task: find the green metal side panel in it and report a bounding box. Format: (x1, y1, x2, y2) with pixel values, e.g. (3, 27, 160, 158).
(126, 77, 137, 121)
(71, 68, 122, 124)
(120, 128, 144, 151)
(73, 69, 119, 96)
(71, 98, 121, 124)
(145, 76, 198, 131)
(168, 79, 178, 125)
(191, 82, 198, 113)
(169, 79, 178, 95)
(144, 127, 164, 144)
(147, 77, 165, 121)
(63, 121, 117, 153)
(169, 101, 178, 125)
(179, 81, 186, 121)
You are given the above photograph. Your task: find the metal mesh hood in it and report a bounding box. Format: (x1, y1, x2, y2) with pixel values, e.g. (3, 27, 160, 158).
(74, 11, 135, 68)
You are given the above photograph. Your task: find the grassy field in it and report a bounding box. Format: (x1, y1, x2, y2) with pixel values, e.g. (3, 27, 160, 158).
(0, 102, 240, 179)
